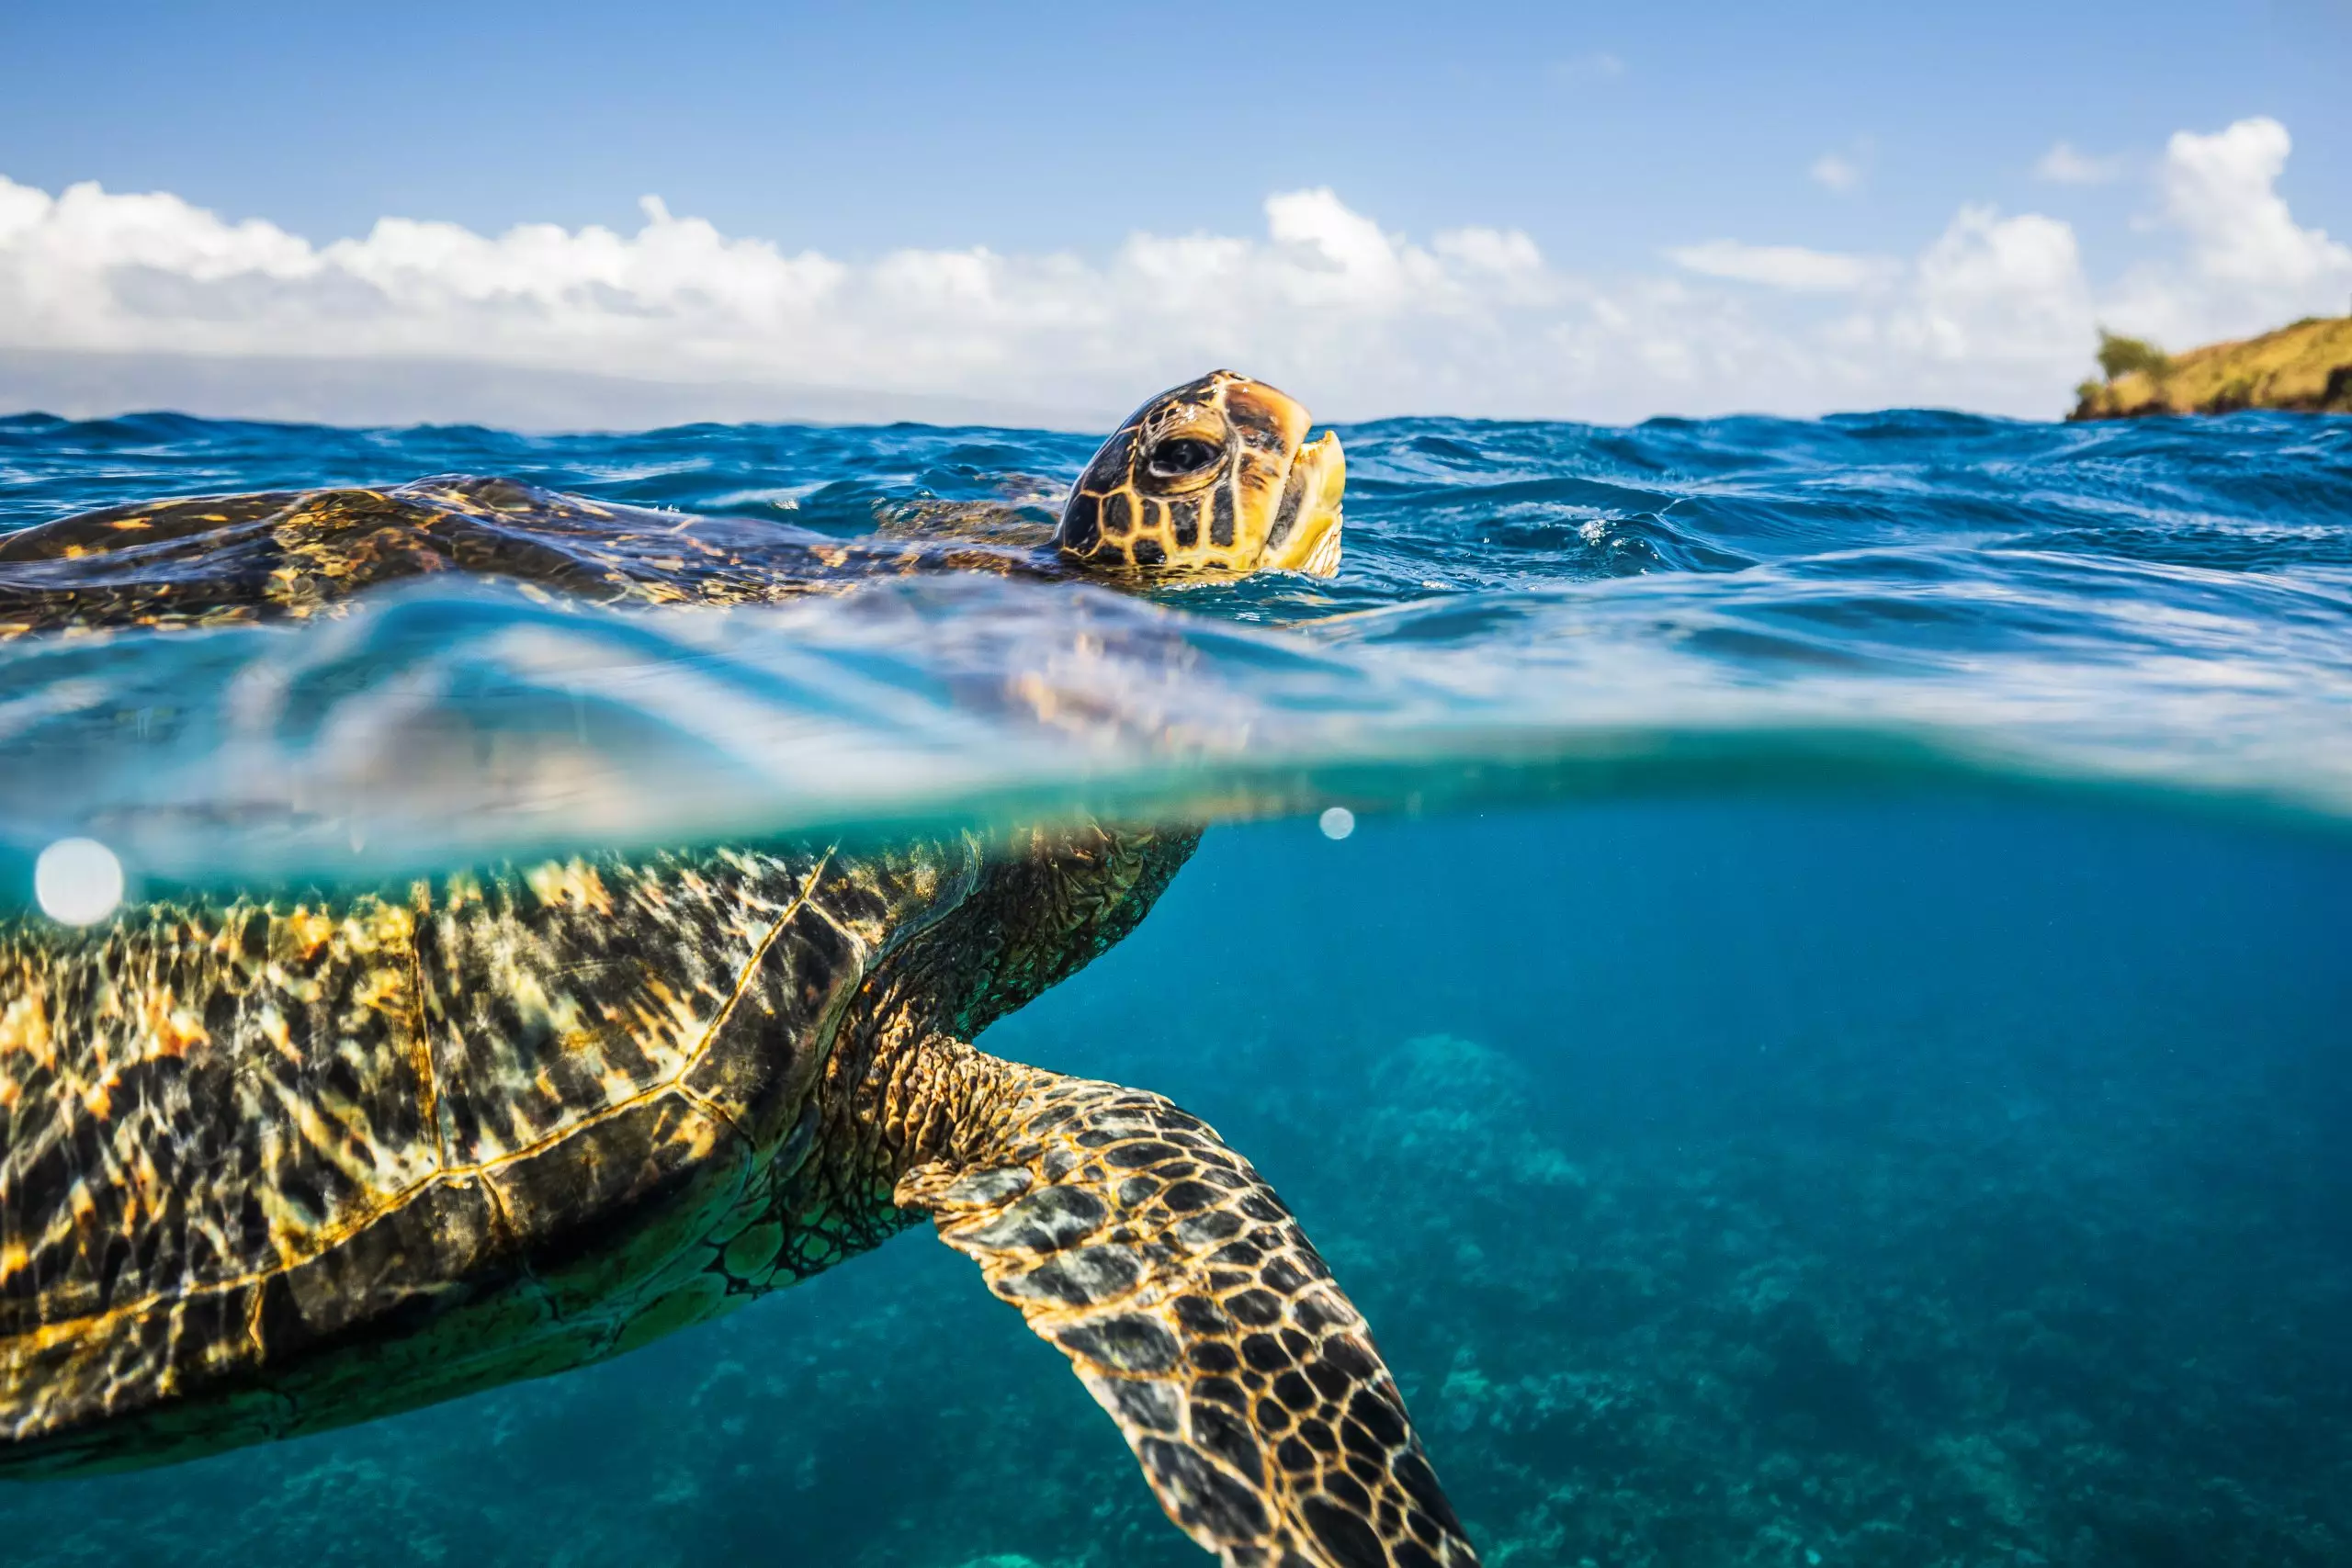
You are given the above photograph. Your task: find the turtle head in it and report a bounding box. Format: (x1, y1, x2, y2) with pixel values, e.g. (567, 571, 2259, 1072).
(1054, 371, 1344, 579)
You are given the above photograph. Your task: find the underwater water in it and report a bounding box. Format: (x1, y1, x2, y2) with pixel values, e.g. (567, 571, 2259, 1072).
(0, 405, 2348, 1565)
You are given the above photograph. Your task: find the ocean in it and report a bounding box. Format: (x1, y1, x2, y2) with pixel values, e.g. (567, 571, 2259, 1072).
(0, 404, 2346, 1566)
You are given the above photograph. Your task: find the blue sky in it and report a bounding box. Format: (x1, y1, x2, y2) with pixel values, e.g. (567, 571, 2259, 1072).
(1, 0, 2347, 423)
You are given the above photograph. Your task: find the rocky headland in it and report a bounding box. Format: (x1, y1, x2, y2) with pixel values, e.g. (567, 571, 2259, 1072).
(2070, 315, 2352, 420)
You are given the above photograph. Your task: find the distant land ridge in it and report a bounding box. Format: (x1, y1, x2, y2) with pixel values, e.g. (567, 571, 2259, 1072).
(2070, 315, 2352, 421)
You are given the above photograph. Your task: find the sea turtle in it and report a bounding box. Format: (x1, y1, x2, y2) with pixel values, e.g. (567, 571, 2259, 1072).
(0, 369, 1348, 637)
(0, 373, 1479, 1567)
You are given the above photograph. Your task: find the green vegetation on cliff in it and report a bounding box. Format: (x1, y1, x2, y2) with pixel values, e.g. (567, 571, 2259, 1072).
(2070, 315, 2352, 420)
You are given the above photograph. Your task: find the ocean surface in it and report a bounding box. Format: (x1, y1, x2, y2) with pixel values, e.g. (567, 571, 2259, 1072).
(0, 404, 2347, 1565)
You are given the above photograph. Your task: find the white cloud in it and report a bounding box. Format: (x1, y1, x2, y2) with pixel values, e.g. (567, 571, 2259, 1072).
(2159, 117, 2348, 288)
(0, 176, 1566, 418)
(1892, 206, 2094, 362)
(0, 118, 2341, 426)
(2100, 116, 2352, 346)
(1666, 241, 1896, 293)
(1810, 152, 1865, 194)
(2034, 141, 2126, 185)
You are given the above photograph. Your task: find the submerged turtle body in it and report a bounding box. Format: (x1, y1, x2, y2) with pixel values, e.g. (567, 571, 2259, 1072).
(0, 376, 1476, 1566)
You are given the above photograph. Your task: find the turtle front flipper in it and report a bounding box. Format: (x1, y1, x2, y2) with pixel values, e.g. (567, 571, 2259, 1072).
(897, 1067, 1478, 1568)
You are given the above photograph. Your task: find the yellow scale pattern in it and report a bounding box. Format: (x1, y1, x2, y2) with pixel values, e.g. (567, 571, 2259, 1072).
(1057, 372, 1336, 575)
(903, 1074, 1480, 1567)
(0, 476, 1042, 640)
(0, 838, 972, 1468)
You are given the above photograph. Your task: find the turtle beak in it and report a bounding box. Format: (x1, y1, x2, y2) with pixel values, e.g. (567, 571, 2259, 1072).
(1262, 430, 1346, 579)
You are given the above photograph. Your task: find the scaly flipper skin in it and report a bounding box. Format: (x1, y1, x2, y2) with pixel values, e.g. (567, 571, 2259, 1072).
(898, 1064, 1478, 1568)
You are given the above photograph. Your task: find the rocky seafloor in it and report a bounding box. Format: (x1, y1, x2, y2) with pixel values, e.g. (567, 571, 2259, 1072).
(3, 795, 2346, 1567)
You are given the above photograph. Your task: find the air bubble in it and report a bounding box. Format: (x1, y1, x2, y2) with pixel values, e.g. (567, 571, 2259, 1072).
(35, 838, 125, 926)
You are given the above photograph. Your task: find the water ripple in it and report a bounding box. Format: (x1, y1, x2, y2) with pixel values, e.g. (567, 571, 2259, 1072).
(2, 404, 2347, 882)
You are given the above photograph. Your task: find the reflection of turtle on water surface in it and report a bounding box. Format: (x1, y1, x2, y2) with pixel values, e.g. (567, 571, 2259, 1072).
(0, 374, 1481, 1566)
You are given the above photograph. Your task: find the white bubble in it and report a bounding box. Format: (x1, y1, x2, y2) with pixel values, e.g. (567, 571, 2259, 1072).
(1317, 807, 1356, 840)
(35, 838, 125, 926)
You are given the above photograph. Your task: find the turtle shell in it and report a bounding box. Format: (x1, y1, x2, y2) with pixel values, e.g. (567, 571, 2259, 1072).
(0, 475, 1046, 638)
(0, 469, 1092, 1472)
(0, 835, 978, 1471)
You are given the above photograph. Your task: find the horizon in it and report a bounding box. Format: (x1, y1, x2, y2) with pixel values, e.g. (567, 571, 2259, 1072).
(6, 341, 2340, 438)
(4, 0, 2349, 430)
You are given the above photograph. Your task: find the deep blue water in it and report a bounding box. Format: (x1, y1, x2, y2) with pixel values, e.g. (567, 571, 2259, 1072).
(0, 405, 2348, 1564)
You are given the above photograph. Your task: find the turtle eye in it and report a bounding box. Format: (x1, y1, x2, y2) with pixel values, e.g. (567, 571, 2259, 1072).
(1146, 437, 1223, 479)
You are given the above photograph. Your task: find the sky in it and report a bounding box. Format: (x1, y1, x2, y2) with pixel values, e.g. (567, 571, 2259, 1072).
(1, 0, 2348, 426)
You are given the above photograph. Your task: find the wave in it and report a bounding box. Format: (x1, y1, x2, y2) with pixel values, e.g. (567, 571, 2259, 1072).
(2, 406, 2348, 886)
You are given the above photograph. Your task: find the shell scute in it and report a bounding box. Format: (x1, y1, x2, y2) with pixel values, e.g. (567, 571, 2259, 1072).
(0, 835, 967, 1462)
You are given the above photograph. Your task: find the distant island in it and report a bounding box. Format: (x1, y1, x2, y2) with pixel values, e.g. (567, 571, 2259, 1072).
(2070, 315, 2352, 420)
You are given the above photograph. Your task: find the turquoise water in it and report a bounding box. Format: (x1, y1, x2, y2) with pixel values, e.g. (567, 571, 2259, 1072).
(0, 406, 2348, 1563)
